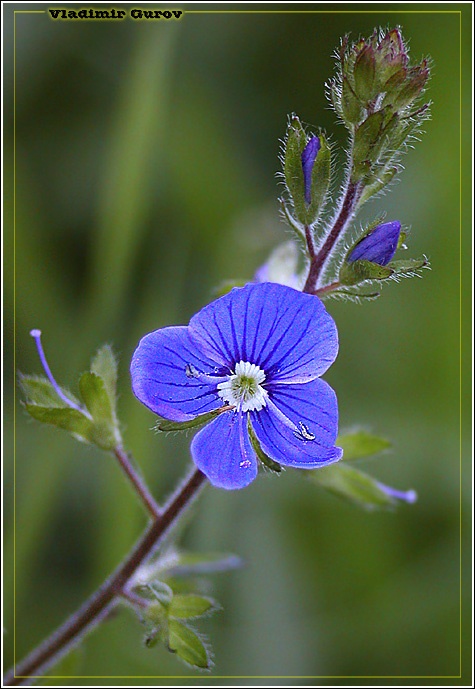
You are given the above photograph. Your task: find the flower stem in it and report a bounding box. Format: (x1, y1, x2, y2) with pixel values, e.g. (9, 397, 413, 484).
(4, 466, 207, 686)
(113, 446, 161, 519)
(303, 181, 361, 294)
(315, 281, 341, 297)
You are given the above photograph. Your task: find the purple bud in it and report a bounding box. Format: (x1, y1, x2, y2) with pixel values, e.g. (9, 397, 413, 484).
(348, 220, 401, 266)
(376, 480, 418, 504)
(301, 136, 321, 205)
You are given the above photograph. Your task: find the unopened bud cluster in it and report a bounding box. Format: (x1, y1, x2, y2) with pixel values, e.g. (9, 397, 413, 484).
(330, 28, 430, 187)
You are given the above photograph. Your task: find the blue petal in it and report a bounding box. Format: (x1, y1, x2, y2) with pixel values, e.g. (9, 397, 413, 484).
(250, 378, 342, 468)
(191, 411, 258, 489)
(189, 282, 338, 382)
(130, 326, 224, 422)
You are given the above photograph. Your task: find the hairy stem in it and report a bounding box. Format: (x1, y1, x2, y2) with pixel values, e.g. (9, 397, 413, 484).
(303, 181, 361, 294)
(315, 281, 341, 297)
(4, 467, 207, 686)
(113, 446, 161, 519)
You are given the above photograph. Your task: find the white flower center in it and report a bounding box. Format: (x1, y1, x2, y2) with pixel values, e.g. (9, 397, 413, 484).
(217, 361, 268, 413)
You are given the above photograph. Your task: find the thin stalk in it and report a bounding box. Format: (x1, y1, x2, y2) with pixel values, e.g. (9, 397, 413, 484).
(315, 281, 341, 297)
(303, 180, 361, 294)
(113, 446, 161, 519)
(4, 467, 207, 686)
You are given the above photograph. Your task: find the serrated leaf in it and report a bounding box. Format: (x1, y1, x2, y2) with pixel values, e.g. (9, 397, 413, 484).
(310, 463, 395, 510)
(18, 374, 72, 408)
(169, 595, 217, 619)
(168, 620, 210, 669)
(24, 405, 96, 444)
(337, 431, 391, 460)
(155, 408, 224, 432)
(90, 345, 118, 406)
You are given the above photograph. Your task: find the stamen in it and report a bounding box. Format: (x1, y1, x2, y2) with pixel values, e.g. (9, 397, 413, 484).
(293, 421, 316, 441)
(29, 329, 83, 412)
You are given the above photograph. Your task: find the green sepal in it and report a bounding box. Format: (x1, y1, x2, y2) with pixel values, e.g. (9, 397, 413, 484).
(155, 407, 226, 432)
(283, 116, 330, 226)
(90, 345, 118, 412)
(168, 620, 211, 670)
(341, 76, 363, 125)
(357, 166, 398, 207)
(337, 430, 391, 460)
(309, 463, 396, 510)
(352, 111, 385, 171)
(388, 257, 429, 276)
(248, 418, 282, 473)
(283, 115, 307, 222)
(24, 405, 97, 445)
(279, 198, 305, 243)
(18, 374, 78, 408)
(168, 595, 218, 620)
(353, 45, 376, 102)
(323, 287, 381, 303)
(145, 600, 169, 626)
(78, 372, 118, 449)
(339, 259, 393, 286)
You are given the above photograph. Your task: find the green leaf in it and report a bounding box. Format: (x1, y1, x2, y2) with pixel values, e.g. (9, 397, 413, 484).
(18, 374, 72, 408)
(169, 595, 217, 619)
(168, 620, 211, 669)
(337, 431, 391, 460)
(310, 463, 395, 510)
(155, 408, 225, 432)
(90, 344, 118, 406)
(24, 405, 96, 445)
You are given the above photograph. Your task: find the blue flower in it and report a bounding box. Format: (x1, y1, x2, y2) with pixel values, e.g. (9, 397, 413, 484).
(131, 282, 342, 490)
(348, 220, 401, 266)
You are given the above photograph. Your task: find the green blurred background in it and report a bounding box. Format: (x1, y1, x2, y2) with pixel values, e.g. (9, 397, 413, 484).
(4, 3, 472, 684)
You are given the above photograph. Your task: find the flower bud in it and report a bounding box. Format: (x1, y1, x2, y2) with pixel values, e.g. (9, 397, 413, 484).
(301, 136, 321, 205)
(348, 220, 401, 266)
